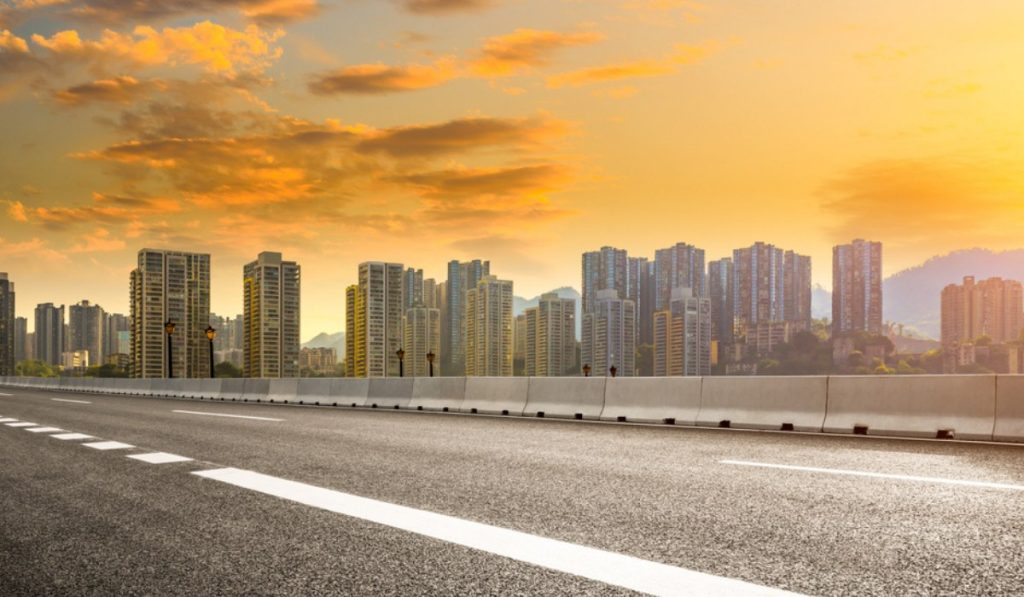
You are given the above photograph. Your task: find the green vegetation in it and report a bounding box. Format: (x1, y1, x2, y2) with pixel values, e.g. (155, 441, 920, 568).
(15, 360, 59, 377)
(215, 362, 243, 378)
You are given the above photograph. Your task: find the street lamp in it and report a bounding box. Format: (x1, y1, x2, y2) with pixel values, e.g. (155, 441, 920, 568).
(164, 319, 176, 379)
(396, 347, 405, 378)
(582, 363, 591, 377)
(426, 351, 435, 378)
(205, 325, 217, 378)
(609, 365, 618, 378)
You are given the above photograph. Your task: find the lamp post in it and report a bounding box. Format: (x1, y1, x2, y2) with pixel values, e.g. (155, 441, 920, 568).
(426, 351, 435, 378)
(397, 347, 405, 378)
(582, 363, 591, 377)
(609, 365, 618, 378)
(164, 319, 176, 379)
(205, 326, 217, 378)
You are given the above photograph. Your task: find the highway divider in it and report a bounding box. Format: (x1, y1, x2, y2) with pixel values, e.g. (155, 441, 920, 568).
(600, 377, 701, 424)
(0, 374, 1018, 444)
(822, 375, 996, 440)
(697, 376, 828, 432)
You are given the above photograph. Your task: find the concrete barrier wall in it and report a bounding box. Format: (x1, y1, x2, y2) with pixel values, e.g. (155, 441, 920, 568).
(367, 378, 415, 409)
(601, 377, 702, 424)
(993, 375, 1024, 443)
(823, 375, 996, 440)
(296, 378, 333, 404)
(219, 378, 245, 400)
(461, 377, 529, 415)
(267, 379, 298, 403)
(697, 376, 828, 432)
(198, 379, 222, 399)
(331, 379, 370, 406)
(241, 379, 270, 401)
(410, 377, 466, 411)
(524, 377, 607, 419)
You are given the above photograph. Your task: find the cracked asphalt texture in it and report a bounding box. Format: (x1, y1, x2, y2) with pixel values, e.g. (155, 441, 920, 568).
(1, 386, 1023, 596)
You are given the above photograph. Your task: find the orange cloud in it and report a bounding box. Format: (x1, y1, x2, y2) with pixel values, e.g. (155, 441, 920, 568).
(31, 21, 284, 76)
(70, 227, 126, 252)
(29, 192, 181, 228)
(470, 28, 604, 77)
(54, 75, 165, 105)
(5, 0, 319, 25)
(356, 114, 569, 157)
(0, 28, 29, 53)
(6, 199, 28, 221)
(308, 57, 458, 95)
(400, 0, 496, 15)
(546, 39, 722, 88)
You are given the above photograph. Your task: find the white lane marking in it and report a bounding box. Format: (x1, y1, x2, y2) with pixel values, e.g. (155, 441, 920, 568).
(172, 410, 283, 422)
(194, 468, 797, 597)
(722, 460, 1024, 491)
(128, 452, 193, 464)
(52, 398, 92, 404)
(0, 392, 13, 396)
(6, 422, 37, 427)
(83, 441, 135, 451)
(51, 433, 95, 441)
(27, 427, 64, 433)
(0, 418, 18, 423)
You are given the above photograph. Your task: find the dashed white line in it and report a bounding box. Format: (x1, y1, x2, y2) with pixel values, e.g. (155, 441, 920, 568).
(84, 441, 135, 451)
(128, 452, 193, 464)
(721, 460, 1024, 491)
(51, 433, 95, 441)
(0, 392, 13, 396)
(172, 410, 283, 422)
(0, 418, 18, 423)
(5, 422, 36, 427)
(193, 467, 797, 596)
(27, 427, 64, 433)
(52, 398, 92, 404)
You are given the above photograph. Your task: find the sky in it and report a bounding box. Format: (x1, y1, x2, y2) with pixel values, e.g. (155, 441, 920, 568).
(2, 0, 1024, 339)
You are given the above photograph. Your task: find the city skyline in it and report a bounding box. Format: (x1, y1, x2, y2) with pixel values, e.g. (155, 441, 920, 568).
(5, 1, 1024, 338)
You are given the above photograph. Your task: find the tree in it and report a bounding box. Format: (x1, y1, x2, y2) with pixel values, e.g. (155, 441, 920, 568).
(635, 344, 654, 376)
(215, 362, 242, 378)
(15, 360, 59, 377)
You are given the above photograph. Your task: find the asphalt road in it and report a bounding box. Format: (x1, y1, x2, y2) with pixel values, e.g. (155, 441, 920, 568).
(1, 386, 1023, 596)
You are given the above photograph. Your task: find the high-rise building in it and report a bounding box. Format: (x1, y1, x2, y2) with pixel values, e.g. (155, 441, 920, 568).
(0, 273, 13, 375)
(629, 257, 656, 346)
(130, 249, 212, 378)
(209, 313, 244, 353)
(941, 276, 1024, 347)
(445, 259, 490, 376)
(34, 303, 64, 367)
(422, 278, 437, 309)
(345, 262, 404, 377)
(582, 289, 636, 377)
(69, 300, 105, 366)
(404, 303, 441, 377)
(14, 316, 28, 363)
(300, 346, 337, 376)
(103, 313, 130, 359)
(784, 250, 812, 332)
(525, 293, 576, 376)
(465, 275, 513, 377)
(403, 268, 424, 311)
(243, 252, 301, 378)
(654, 242, 705, 312)
(582, 246, 628, 314)
(708, 258, 734, 347)
(653, 287, 711, 376)
(733, 242, 811, 338)
(513, 313, 527, 375)
(832, 239, 883, 336)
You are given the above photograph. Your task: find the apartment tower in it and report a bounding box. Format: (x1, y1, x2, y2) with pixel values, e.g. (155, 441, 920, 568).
(243, 251, 301, 378)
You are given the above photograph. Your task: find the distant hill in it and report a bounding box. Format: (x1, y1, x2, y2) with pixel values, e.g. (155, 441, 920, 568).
(514, 286, 583, 337)
(811, 284, 831, 319)
(884, 248, 1024, 339)
(302, 332, 344, 362)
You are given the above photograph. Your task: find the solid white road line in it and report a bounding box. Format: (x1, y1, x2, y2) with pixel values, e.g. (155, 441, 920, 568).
(172, 410, 283, 422)
(722, 460, 1024, 491)
(194, 468, 797, 597)
(128, 452, 193, 464)
(52, 398, 92, 404)
(0, 418, 18, 423)
(27, 427, 64, 433)
(6, 422, 37, 427)
(83, 441, 135, 451)
(51, 433, 95, 441)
